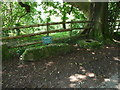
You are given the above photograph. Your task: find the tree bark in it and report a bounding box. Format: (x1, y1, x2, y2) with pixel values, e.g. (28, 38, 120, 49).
(88, 2, 110, 40)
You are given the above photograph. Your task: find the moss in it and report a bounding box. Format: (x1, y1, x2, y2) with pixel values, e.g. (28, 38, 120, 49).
(54, 35, 84, 44)
(77, 39, 103, 49)
(2, 44, 11, 61)
(21, 43, 73, 61)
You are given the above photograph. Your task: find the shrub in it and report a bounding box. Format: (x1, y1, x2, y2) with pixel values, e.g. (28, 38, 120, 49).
(21, 43, 73, 61)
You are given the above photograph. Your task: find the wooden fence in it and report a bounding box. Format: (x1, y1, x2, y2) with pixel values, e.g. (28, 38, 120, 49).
(1, 20, 93, 48)
(1, 21, 92, 31)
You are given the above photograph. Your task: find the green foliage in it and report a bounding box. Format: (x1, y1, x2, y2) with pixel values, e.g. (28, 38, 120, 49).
(21, 43, 73, 61)
(54, 35, 82, 44)
(77, 39, 103, 49)
(1, 2, 87, 37)
(108, 2, 120, 38)
(2, 2, 87, 50)
(2, 43, 21, 61)
(51, 32, 69, 39)
(1, 2, 38, 37)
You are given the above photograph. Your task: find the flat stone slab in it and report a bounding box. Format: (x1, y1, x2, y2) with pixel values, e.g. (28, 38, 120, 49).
(21, 43, 73, 61)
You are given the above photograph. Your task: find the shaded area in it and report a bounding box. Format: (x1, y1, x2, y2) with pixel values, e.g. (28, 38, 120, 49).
(2, 44, 119, 88)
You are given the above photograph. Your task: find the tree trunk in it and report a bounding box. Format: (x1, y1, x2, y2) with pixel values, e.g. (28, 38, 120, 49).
(81, 3, 94, 35)
(101, 2, 110, 40)
(89, 2, 111, 40)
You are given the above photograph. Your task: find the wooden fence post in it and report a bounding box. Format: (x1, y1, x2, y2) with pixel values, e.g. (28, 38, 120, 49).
(47, 18, 49, 36)
(69, 20, 72, 37)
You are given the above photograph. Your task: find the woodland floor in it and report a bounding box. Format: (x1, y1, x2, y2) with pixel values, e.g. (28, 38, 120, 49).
(2, 43, 120, 88)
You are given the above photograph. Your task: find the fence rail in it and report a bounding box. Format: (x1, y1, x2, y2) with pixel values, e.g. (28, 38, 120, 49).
(1, 21, 92, 31)
(1, 27, 90, 40)
(1, 20, 93, 48)
(9, 37, 66, 48)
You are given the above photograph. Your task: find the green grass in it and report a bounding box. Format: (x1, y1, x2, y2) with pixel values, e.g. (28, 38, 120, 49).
(50, 32, 70, 39)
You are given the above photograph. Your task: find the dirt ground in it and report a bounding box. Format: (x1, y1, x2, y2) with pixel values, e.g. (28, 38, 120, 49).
(2, 43, 120, 88)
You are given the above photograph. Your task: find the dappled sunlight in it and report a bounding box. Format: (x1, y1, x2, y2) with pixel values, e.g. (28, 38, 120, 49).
(73, 44, 78, 48)
(68, 66, 97, 88)
(75, 74, 87, 80)
(69, 74, 87, 83)
(82, 69, 86, 72)
(116, 83, 120, 89)
(92, 52, 95, 55)
(86, 72, 95, 78)
(67, 63, 114, 88)
(80, 66, 86, 72)
(106, 46, 109, 49)
(104, 78, 110, 82)
(87, 49, 91, 51)
(112, 79, 118, 83)
(69, 83, 76, 88)
(45, 61, 55, 67)
(77, 48, 80, 51)
(17, 64, 28, 68)
(106, 46, 115, 49)
(68, 72, 97, 88)
(113, 57, 120, 61)
(113, 39, 120, 43)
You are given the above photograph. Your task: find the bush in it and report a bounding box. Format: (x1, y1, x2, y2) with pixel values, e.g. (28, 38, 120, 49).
(77, 39, 103, 49)
(21, 43, 73, 61)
